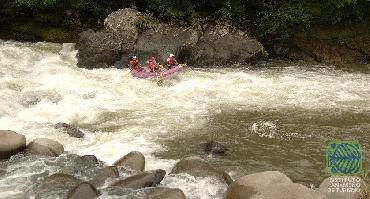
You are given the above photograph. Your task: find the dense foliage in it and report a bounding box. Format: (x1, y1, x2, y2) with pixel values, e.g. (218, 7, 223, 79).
(0, 0, 368, 42)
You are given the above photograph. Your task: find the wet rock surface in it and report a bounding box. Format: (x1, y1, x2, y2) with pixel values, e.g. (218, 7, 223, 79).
(110, 169, 166, 189)
(170, 156, 233, 185)
(0, 130, 26, 159)
(89, 166, 119, 187)
(26, 138, 64, 157)
(67, 182, 100, 199)
(54, 123, 85, 138)
(226, 171, 327, 199)
(113, 151, 145, 171)
(35, 173, 83, 198)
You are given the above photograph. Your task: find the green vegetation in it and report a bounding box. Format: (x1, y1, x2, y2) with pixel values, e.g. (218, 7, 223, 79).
(0, 0, 368, 51)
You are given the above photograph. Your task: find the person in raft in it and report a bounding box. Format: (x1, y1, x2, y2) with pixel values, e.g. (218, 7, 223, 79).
(128, 56, 143, 72)
(166, 53, 178, 69)
(146, 57, 159, 72)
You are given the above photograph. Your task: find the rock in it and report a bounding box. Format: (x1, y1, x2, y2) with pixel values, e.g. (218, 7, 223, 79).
(319, 176, 367, 199)
(54, 123, 85, 138)
(270, 42, 315, 62)
(67, 182, 100, 199)
(0, 130, 26, 159)
(295, 38, 367, 64)
(204, 141, 227, 155)
(226, 171, 327, 199)
(27, 138, 64, 157)
(104, 8, 141, 46)
(36, 173, 82, 198)
(187, 24, 268, 66)
(110, 169, 166, 189)
(170, 156, 232, 185)
(77, 8, 142, 69)
(113, 151, 145, 171)
(77, 30, 123, 69)
(0, 169, 5, 177)
(144, 187, 186, 199)
(89, 166, 119, 187)
(135, 23, 201, 63)
(80, 155, 99, 164)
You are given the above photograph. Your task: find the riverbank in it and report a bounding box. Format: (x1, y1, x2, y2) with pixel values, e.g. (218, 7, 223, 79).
(1, 4, 369, 67)
(1, 130, 368, 199)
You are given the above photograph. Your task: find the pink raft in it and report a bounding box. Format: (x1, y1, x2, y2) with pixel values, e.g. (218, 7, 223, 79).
(131, 64, 183, 79)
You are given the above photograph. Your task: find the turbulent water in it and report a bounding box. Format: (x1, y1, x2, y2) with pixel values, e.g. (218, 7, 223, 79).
(0, 40, 369, 198)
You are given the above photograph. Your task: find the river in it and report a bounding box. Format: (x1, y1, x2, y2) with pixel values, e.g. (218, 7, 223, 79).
(0, 40, 369, 198)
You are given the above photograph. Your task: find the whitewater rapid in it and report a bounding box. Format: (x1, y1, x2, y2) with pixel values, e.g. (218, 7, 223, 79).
(0, 40, 369, 198)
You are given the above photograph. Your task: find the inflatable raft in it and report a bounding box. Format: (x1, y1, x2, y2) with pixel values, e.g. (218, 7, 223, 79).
(131, 64, 183, 79)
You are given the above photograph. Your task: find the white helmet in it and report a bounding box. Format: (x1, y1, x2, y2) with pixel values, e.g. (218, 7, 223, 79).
(132, 56, 137, 59)
(169, 54, 175, 57)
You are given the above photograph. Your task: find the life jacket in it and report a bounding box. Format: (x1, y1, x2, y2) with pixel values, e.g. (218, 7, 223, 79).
(148, 58, 158, 72)
(129, 59, 142, 71)
(166, 57, 177, 68)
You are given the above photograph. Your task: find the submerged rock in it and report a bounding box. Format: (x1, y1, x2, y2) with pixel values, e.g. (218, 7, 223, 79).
(67, 182, 100, 199)
(0, 130, 26, 159)
(226, 171, 326, 199)
(113, 151, 145, 171)
(54, 123, 85, 138)
(170, 156, 232, 185)
(319, 176, 367, 199)
(27, 138, 64, 157)
(204, 141, 227, 155)
(89, 166, 119, 187)
(110, 169, 166, 189)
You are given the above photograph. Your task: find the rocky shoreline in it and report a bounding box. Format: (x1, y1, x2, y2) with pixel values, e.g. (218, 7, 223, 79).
(1, 129, 369, 199)
(75, 8, 369, 70)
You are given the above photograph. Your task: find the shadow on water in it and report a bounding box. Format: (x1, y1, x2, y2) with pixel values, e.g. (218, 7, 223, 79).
(154, 107, 370, 186)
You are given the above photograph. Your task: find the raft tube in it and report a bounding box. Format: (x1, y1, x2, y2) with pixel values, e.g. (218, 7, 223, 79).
(131, 64, 183, 79)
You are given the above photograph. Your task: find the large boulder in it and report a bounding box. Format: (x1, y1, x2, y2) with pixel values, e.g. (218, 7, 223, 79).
(104, 8, 141, 45)
(226, 171, 327, 199)
(54, 123, 84, 138)
(77, 30, 123, 69)
(170, 156, 232, 185)
(35, 173, 82, 198)
(67, 182, 100, 199)
(186, 24, 268, 66)
(319, 176, 367, 199)
(77, 8, 142, 69)
(113, 151, 145, 171)
(110, 169, 166, 189)
(89, 166, 119, 187)
(134, 23, 201, 63)
(0, 130, 26, 159)
(27, 138, 64, 157)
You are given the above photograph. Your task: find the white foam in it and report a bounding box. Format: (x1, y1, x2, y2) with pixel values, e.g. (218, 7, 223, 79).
(0, 41, 369, 198)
